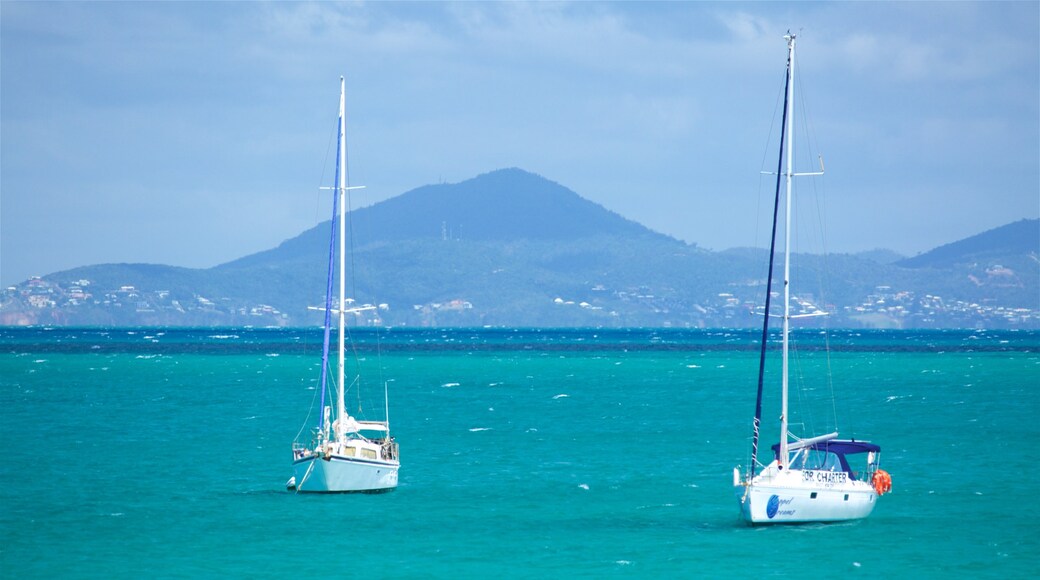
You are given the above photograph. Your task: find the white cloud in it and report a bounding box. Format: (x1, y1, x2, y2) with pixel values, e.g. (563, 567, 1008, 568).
(1, 1, 1036, 285)
(718, 11, 773, 43)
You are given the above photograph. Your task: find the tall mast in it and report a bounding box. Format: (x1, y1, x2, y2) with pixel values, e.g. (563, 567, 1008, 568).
(337, 76, 347, 443)
(749, 39, 792, 479)
(779, 32, 796, 468)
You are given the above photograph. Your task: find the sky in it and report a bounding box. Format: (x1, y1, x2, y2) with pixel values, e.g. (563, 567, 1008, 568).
(2, 1, 1038, 287)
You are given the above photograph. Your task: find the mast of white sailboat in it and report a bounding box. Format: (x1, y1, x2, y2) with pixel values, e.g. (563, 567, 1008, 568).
(779, 32, 796, 469)
(749, 34, 793, 480)
(337, 76, 347, 444)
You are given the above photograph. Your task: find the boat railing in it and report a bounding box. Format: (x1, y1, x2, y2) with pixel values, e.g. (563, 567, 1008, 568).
(863, 452, 882, 483)
(291, 442, 314, 460)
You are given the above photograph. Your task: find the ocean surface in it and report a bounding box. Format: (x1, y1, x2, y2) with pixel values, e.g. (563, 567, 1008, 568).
(2, 327, 1037, 578)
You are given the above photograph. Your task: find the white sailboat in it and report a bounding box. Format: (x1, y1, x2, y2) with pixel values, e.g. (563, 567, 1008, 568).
(733, 33, 891, 523)
(287, 77, 399, 493)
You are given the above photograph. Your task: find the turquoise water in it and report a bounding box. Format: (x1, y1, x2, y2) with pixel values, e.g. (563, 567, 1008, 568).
(1, 327, 1038, 577)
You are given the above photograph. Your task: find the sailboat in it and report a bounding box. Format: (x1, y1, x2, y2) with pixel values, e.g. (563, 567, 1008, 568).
(732, 33, 891, 523)
(287, 77, 400, 493)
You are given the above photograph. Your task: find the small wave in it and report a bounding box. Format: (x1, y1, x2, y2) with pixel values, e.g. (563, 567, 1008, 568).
(442, 382, 460, 388)
(578, 483, 589, 490)
(266, 353, 280, 357)
(553, 394, 569, 399)
(469, 427, 491, 432)
(615, 560, 631, 566)
(637, 503, 677, 509)
(686, 364, 701, 368)
(33, 359, 46, 363)
(209, 335, 240, 340)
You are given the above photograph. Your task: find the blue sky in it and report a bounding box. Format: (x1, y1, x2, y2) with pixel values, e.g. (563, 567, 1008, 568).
(2, 1, 1037, 286)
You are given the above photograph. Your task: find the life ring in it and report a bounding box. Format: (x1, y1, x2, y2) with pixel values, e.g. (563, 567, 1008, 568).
(872, 469, 892, 495)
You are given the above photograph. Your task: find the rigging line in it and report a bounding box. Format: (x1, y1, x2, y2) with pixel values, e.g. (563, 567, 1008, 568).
(340, 94, 362, 324)
(342, 310, 365, 417)
(316, 139, 341, 433)
(789, 169, 834, 440)
(347, 374, 363, 418)
(814, 215, 841, 435)
(806, 177, 841, 432)
(823, 320, 840, 433)
(793, 65, 825, 182)
(754, 76, 789, 252)
(314, 116, 339, 226)
(293, 370, 324, 443)
(296, 459, 317, 494)
(339, 92, 368, 416)
(375, 317, 387, 400)
(794, 72, 839, 433)
(788, 205, 819, 440)
(790, 331, 822, 441)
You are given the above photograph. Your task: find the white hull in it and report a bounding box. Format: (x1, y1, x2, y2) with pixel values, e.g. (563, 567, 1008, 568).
(293, 454, 398, 493)
(735, 464, 876, 524)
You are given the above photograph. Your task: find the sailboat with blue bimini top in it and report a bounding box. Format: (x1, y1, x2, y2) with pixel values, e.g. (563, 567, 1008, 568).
(732, 33, 891, 523)
(287, 77, 399, 494)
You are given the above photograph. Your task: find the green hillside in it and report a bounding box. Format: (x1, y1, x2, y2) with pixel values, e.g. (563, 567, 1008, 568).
(3, 169, 1037, 328)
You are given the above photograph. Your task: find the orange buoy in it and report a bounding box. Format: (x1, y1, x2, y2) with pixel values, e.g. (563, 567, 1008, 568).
(872, 469, 892, 495)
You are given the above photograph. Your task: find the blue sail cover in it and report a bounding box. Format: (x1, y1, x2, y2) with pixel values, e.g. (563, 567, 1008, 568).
(771, 440, 881, 456)
(771, 440, 881, 479)
(316, 116, 343, 430)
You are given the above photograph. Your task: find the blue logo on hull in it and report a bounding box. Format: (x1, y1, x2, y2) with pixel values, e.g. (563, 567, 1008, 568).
(766, 494, 780, 519)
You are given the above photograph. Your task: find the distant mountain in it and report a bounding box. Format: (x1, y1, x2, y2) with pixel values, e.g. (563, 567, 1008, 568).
(350, 168, 671, 243)
(854, 249, 906, 265)
(897, 219, 1039, 269)
(3, 169, 1038, 328)
(202, 168, 690, 325)
(220, 168, 673, 270)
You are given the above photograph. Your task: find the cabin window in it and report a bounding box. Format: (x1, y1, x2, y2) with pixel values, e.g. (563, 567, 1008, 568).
(791, 449, 842, 471)
(810, 492, 818, 499)
(340, 447, 356, 457)
(361, 448, 377, 460)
